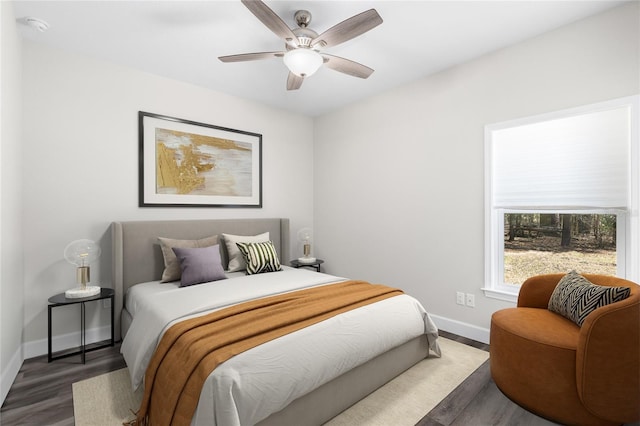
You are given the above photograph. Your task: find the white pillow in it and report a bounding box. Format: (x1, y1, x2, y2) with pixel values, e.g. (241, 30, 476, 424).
(222, 232, 269, 272)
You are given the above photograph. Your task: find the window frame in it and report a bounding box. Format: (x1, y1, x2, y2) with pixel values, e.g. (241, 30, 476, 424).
(483, 96, 639, 303)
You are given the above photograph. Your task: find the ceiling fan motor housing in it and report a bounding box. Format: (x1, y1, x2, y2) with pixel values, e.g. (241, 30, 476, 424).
(290, 10, 325, 49)
(289, 27, 319, 50)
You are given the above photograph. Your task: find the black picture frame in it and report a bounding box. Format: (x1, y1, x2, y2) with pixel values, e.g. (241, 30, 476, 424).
(139, 111, 262, 208)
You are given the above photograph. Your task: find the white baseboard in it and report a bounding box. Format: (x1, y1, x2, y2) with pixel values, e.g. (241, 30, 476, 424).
(430, 314, 490, 345)
(22, 325, 113, 359)
(1, 346, 23, 406)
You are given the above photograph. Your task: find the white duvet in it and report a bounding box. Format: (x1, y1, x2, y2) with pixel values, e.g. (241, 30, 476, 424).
(121, 267, 440, 426)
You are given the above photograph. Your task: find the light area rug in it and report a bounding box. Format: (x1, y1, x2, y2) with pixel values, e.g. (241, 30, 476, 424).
(72, 337, 489, 426)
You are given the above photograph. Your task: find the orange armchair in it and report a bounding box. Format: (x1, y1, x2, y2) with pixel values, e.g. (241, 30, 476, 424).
(490, 274, 640, 426)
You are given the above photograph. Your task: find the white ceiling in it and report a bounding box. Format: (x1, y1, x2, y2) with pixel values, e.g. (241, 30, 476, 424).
(12, 0, 627, 117)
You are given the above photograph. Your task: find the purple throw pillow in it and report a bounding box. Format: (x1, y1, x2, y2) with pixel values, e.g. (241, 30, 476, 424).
(172, 245, 226, 287)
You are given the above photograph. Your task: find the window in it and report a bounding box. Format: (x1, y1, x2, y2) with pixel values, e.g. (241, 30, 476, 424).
(484, 96, 639, 302)
(502, 212, 620, 286)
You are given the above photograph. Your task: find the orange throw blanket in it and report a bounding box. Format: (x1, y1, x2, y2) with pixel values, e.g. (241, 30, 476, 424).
(136, 280, 403, 425)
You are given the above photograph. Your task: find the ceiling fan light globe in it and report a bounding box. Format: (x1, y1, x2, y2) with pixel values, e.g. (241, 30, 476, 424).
(283, 49, 323, 77)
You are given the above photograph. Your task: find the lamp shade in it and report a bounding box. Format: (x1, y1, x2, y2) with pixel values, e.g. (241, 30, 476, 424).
(64, 239, 101, 267)
(296, 228, 316, 263)
(283, 49, 323, 77)
(64, 239, 101, 298)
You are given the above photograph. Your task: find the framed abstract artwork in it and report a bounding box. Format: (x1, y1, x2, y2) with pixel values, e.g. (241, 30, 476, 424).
(139, 111, 262, 207)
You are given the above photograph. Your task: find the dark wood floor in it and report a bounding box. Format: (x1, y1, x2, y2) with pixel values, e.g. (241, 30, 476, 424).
(1, 343, 126, 426)
(2, 331, 634, 426)
(417, 358, 559, 426)
(422, 331, 640, 426)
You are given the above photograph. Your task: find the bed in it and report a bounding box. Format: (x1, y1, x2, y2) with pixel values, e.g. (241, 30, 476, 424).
(112, 218, 440, 425)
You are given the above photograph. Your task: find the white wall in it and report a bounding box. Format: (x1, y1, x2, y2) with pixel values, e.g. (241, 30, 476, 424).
(20, 41, 314, 353)
(9, 0, 640, 372)
(1, 0, 25, 403)
(314, 2, 640, 343)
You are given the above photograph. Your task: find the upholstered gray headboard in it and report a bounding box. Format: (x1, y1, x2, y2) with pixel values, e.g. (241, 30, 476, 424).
(111, 218, 290, 341)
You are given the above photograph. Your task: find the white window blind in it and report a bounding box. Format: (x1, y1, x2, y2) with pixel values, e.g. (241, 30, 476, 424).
(491, 106, 630, 209)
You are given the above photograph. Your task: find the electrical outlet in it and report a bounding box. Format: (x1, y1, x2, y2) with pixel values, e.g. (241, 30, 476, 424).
(103, 298, 111, 309)
(466, 293, 475, 307)
(456, 291, 465, 305)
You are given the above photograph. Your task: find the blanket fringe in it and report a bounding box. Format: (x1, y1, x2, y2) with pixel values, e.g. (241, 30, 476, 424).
(123, 409, 146, 426)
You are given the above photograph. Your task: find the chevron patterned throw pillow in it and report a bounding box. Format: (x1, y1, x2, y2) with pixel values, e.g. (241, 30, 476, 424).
(548, 271, 631, 326)
(236, 240, 283, 275)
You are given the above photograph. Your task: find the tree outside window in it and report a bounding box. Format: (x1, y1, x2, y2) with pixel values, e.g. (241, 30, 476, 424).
(503, 213, 616, 286)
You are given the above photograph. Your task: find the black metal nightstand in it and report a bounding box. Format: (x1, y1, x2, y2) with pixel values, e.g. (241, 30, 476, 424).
(47, 288, 115, 363)
(290, 259, 324, 272)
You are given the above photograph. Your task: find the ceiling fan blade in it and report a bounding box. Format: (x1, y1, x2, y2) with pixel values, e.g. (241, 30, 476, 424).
(311, 9, 382, 49)
(322, 54, 374, 79)
(287, 72, 304, 90)
(218, 51, 284, 63)
(241, 0, 298, 47)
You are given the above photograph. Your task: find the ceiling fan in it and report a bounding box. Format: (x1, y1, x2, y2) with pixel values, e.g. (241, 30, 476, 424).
(219, 0, 383, 90)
